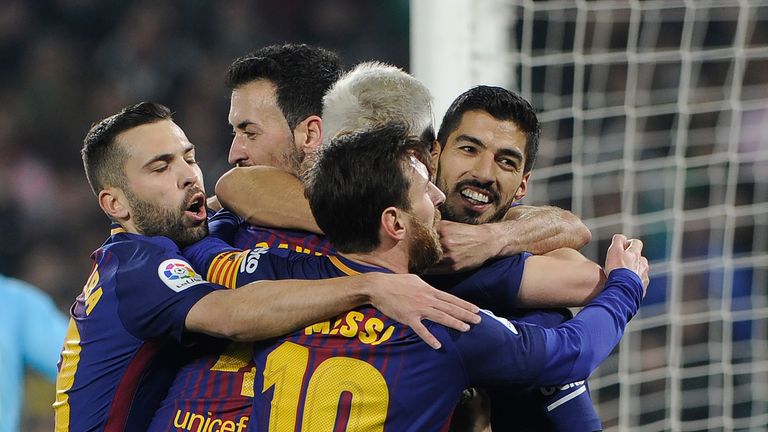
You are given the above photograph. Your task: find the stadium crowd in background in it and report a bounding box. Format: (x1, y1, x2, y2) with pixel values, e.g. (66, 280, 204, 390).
(1, 3, 407, 427)
(0, 0, 410, 311)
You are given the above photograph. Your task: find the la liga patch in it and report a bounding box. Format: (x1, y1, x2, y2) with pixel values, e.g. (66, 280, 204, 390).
(158, 259, 206, 292)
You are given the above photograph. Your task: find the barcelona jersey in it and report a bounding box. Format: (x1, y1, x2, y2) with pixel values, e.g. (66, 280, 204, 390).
(53, 225, 224, 431)
(486, 309, 602, 431)
(184, 239, 643, 431)
(233, 223, 335, 255)
(149, 213, 334, 432)
(429, 270, 603, 430)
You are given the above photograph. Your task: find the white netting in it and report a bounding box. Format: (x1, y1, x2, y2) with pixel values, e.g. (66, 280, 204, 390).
(414, 1, 768, 430)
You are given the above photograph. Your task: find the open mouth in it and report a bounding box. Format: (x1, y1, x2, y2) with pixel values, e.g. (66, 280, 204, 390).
(460, 187, 493, 207)
(184, 192, 207, 222)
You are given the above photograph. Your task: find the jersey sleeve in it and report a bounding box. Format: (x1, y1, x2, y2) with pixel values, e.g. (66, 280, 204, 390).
(427, 253, 530, 314)
(182, 234, 241, 273)
(506, 308, 572, 328)
(111, 240, 222, 342)
(534, 268, 643, 384)
(207, 208, 243, 243)
(451, 268, 644, 388)
(183, 235, 306, 289)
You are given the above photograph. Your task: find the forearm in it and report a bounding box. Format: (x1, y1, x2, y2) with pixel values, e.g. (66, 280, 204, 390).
(497, 206, 592, 255)
(187, 276, 371, 341)
(516, 248, 607, 308)
(216, 166, 322, 233)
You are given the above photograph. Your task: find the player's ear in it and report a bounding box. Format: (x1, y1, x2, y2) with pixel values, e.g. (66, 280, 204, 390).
(98, 188, 129, 220)
(381, 206, 407, 242)
(514, 171, 531, 201)
(430, 140, 441, 178)
(294, 115, 322, 157)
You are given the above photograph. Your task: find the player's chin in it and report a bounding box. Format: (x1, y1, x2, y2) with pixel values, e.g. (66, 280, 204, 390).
(472, 209, 501, 225)
(179, 224, 209, 247)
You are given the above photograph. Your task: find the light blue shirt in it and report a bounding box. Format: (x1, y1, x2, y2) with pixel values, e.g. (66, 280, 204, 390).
(0, 274, 68, 432)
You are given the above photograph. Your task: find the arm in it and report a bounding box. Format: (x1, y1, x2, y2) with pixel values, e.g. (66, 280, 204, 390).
(185, 272, 480, 349)
(534, 267, 645, 384)
(501, 205, 591, 253)
(434, 205, 591, 273)
(216, 166, 321, 233)
(182, 236, 480, 349)
(18, 281, 68, 380)
(461, 235, 649, 388)
(431, 248, 600, 313)
(516, 248, 606, 307)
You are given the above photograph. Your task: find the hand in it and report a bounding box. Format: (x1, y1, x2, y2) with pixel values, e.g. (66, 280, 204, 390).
(430, 221, 499, 273)
(365, 272, 481, 349)
(604, 234, 650, 296)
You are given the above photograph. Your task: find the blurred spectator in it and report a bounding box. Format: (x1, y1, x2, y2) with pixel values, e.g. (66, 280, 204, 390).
(0, 274, 68, 432)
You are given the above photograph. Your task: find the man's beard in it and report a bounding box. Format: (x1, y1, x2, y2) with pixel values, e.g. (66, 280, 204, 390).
(124, 187, 208, 247)
(436, 171, 511, 225)
(407, 211, 443, 274)
(281, 131, 305, 177)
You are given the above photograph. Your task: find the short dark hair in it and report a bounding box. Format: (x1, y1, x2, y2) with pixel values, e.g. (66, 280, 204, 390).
(437, 85, 540, 173)
(82, 102, 172, 195)
(226, 43, 342, 130)
(305, 123, 432, 253)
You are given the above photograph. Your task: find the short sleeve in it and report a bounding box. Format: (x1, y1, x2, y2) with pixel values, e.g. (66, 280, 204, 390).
(428, 253, 531, 314)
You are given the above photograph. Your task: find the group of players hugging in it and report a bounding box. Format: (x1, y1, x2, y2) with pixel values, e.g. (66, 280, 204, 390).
(54, 44, 649, 432)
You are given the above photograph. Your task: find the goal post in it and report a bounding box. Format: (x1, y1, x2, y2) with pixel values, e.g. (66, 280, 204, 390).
(412, 1, 768, 430)
(410, 0, 513, 127)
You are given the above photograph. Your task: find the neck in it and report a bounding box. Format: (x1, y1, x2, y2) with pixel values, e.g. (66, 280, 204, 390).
(340, 244, 409, 274)
(116, 218, 140, 235)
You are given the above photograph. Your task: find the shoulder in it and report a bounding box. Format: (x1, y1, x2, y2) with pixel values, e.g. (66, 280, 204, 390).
(101, 235, 209, 292)
(0, 274, 36, 298)
(102, 234, 183, 269)
(0, 274, 56, 310)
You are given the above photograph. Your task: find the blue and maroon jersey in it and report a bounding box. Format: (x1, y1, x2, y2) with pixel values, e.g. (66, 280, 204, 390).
(149, 215, 335, 432)
(203, 208, 335, 255)
(184, 241, 643, 431)
(234, 224, 335, 255)
(54, 225, 223, 432)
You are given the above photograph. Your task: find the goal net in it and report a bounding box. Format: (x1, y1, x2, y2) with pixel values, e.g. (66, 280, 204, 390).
(412, 1, 768, 430)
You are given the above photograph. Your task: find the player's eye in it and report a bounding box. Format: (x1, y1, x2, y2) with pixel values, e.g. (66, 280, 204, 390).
(498, 158, 518, 170)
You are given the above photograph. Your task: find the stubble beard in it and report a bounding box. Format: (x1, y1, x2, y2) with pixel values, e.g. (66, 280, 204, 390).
(407, 211, 444, 274)
(124, 187, 208, 247)
(281, 131, 305, 177)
